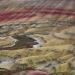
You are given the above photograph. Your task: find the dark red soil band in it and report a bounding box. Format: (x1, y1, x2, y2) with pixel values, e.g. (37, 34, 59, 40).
(0, 8, 75, 22)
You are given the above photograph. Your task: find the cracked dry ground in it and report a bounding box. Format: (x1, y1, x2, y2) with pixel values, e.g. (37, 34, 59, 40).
(0, 0, 75, 75)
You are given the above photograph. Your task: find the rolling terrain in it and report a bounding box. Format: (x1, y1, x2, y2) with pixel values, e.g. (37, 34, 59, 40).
(0, 0, 75, 75)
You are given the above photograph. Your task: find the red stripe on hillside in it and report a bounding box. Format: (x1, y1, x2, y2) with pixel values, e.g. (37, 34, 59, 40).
(0, 8, 75, 22)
